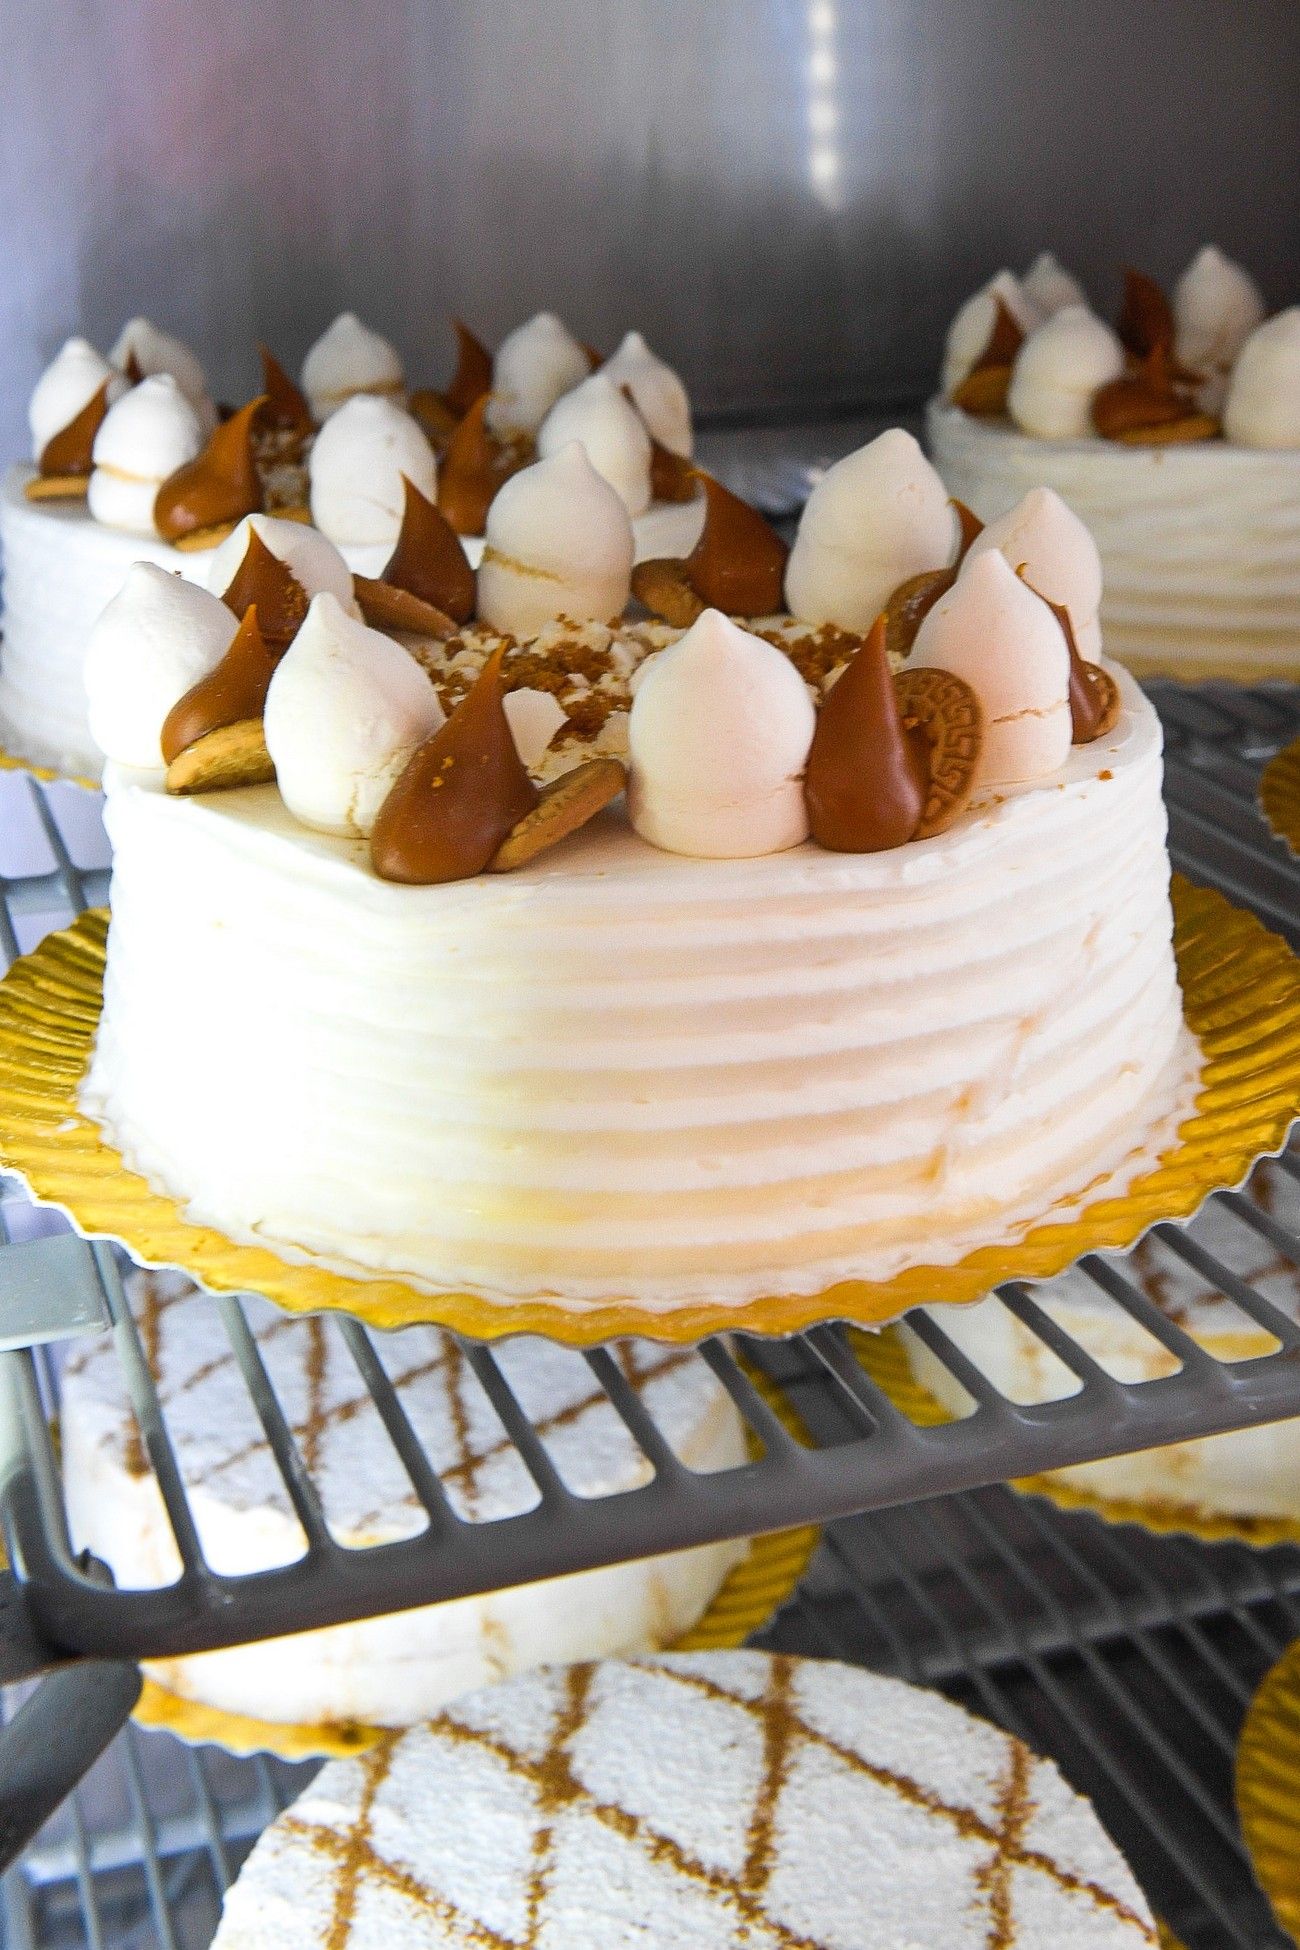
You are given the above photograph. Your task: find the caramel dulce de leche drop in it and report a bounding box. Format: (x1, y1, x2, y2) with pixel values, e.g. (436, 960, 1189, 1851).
(949, 296, 1024, 416)
(437, 394, 505, 537)
(258, 344, 314, 436)
(371, 646, 540, 884)
(1039, 594, 1123, 744)
(218, 527, 310, 650)
(161, 605, 279, 765)
(683, 473, 789, 617)
(1116, 266, 1175, 361)
(381, 476, 476, 623)
(154, 395, 266, 543)
(39, 378, 112, 479)
(804, 615, 930, 852)
(443, 320, 493, 420)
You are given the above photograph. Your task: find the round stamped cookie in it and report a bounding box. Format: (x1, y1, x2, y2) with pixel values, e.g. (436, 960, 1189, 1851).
(893, 664, 983, 837)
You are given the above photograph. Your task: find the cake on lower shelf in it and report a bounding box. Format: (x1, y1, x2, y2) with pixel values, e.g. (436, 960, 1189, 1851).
(903, 1156, 1300, 1532)
(208, 1649, 1157, 1948)
(61, 1273, 747, 1733)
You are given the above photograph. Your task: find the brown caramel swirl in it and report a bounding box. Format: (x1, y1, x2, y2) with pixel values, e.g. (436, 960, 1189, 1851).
(258, 344, 314, 436)
(1116, 267, 1174, 360)
(1092, 342, 1210, 442)
(437, 394, 530, 536)
(382, 476, 475, 624)
(161, 606, 278, 764)
(681, 473, 788, 616)
(39, 379, 112, 479)
(218, 526, 310, 650)
(154, 395, 266, 542)
(949, 296, 1024, 415)
(804, 616, 930, 851)
(371, 645, 540, 883)
(443, 320, 493, 420)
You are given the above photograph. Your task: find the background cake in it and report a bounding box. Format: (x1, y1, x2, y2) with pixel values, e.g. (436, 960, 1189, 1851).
(927, 249, 1300, 680)
(208, 1650, 1157, 1948)
(62, 1272, 747, 1733)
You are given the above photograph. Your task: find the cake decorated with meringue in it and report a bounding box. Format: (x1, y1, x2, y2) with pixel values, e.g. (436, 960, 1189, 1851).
(904, 1154, 1300, 1531)
(61, 1271, 747, 1734)
(78, 427, 1198, 1326)
(208, 1650, 1156, 1949)
(927, 248, 1300, 679)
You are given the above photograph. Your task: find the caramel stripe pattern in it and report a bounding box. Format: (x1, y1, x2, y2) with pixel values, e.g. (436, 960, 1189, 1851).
(268, 1657, 1154, 1948)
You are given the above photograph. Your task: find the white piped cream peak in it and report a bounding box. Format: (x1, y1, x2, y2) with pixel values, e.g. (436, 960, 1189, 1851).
(84, 564, 238, 770)
(88, 374, 205, 536)
(28, 338, 124, 461)
(1223, 308, 1300, 450)
(537, 371, 653, 516)
(300, 312, 405, 420)
(476, 442, 634, 637)
(602, 330, 694, 456)
(965, 486, 1104, 661)
(1007, 306, 1125, 440)
(308, 396, 437, 548)
(485, 311, 590, 440)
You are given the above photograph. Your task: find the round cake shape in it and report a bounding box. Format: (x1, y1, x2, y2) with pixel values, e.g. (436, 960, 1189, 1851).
(208, 1650, 1156, 1948)
(61, 1272, 747, 1730)
(80, 664, 1197, 1318)
(926, 401, 1300, 681)
(0, 466, 219, 777)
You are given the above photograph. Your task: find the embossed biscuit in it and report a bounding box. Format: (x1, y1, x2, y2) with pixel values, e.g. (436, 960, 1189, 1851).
(165, 718, 277, 795)
(631, 558, 706, 628)
(490, 758, 626, 871)
(893, 666, 983, 838)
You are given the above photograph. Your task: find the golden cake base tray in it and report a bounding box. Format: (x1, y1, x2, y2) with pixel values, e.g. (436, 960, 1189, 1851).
(130, 1368, 820, 1761)
(0, 880, 1298, 1344)
(1261, 736, 1300, 858)
(0, 740, 100, 795)
(849, 1328, 1300, 1550)
(1123, 654, 1300, 687)
(1237, 1638, 1300, 1944)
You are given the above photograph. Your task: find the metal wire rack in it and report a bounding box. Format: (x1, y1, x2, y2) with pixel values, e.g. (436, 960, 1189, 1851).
(1, 680, 1299, 1901)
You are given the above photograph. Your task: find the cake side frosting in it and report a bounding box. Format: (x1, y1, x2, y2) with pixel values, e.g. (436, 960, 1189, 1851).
(208, 1650, 1156, 1948)
(927, 401, 1300, 676)
(81, 664, 1197, 1312)
(60, 1272, 747, 1726)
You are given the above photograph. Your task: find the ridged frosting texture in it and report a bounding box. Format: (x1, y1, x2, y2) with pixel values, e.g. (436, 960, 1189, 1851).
(207, 1651, 1156, 1950)
(61, 1272, 746, 1728)
(927, 399, 1300, 675)
(82, 667, 1194, 1312)
(0, 464, 214, 776)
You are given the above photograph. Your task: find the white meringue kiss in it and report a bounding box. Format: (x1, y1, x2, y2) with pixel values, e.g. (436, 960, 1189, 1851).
(486, 312, 590, 440)
(1007, 306, 1125, 441)
(477, 443, 634, 638)
(601, 330, 693, 456)
(208, 513, 360, 616)
(1021, 252, 1088, 319)
(308, 396, 437, 549)
(911, 550, 1071, 787)
(784, 429, 958, 633)
(628, 609, 815, 858)
(263, 593, 444, 837)
(83, 564, 238, 770)
(88, 375, 205, 536)
(965, 486, 1103, 661)
(537, 371, 652, 516)
(1222, 308, 1300, 450)
(109, 318, 209, 410)
(28, 338, 125, 462)
(941, 271, 1040, 397)
(1173, 246, 1266, 384)
(300, 312, 405, 421)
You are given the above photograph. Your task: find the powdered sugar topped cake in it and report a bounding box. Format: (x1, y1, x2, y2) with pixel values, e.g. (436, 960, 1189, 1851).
(209, 1650, 1156, 1948)
(61, 1272, 746, 1731)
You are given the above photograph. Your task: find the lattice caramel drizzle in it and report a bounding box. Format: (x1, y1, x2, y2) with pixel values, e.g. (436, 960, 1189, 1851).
(279, 1658, 1157, 1949)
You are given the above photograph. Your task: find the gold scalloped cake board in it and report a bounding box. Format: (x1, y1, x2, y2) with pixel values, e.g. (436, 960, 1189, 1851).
(1237, 1639, 1300, 1944)
(0, 741, 100, 795)
(1261, 737, 1300, 857)
(131, 1368, 820, 1761)
(848, 1328, 1300, 1550)
(0, 879, 1298, 1345)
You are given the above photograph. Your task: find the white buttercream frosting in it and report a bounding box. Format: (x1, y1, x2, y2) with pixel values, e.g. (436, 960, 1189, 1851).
(927, 398, 1300, 678)
(83, 563, 239, 770)
(61, 1273, 746, 1730)
(28, 338, 124, 462)
(263, 592, 445, 837)
(308, 395, 437, 549)
(207, 512, 359, 615)
(83, 665, 1195, 1313)
(109, 318, 209, 410)
(601, 329, 694, 456)
(477, 443, 634, 637)
(87, 374, 205, 536)
(1022, 252, 1089, 318)
(1222, 307, 1300, 451)
(485, 311, 590, 439)
(1007, 306, 1126, 441)
(912, 549, 1072, 785)
(965, 485, 1104, 661)
(300, 312, 404, 420)
(1173, 246, 1266, 384)
(537, 371, 653, 516)
(628, 610, 815, 858)
(784, 429, 958, 631)
(207, 1652, 1156, 1949)
(941, 270, 1040, 396)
